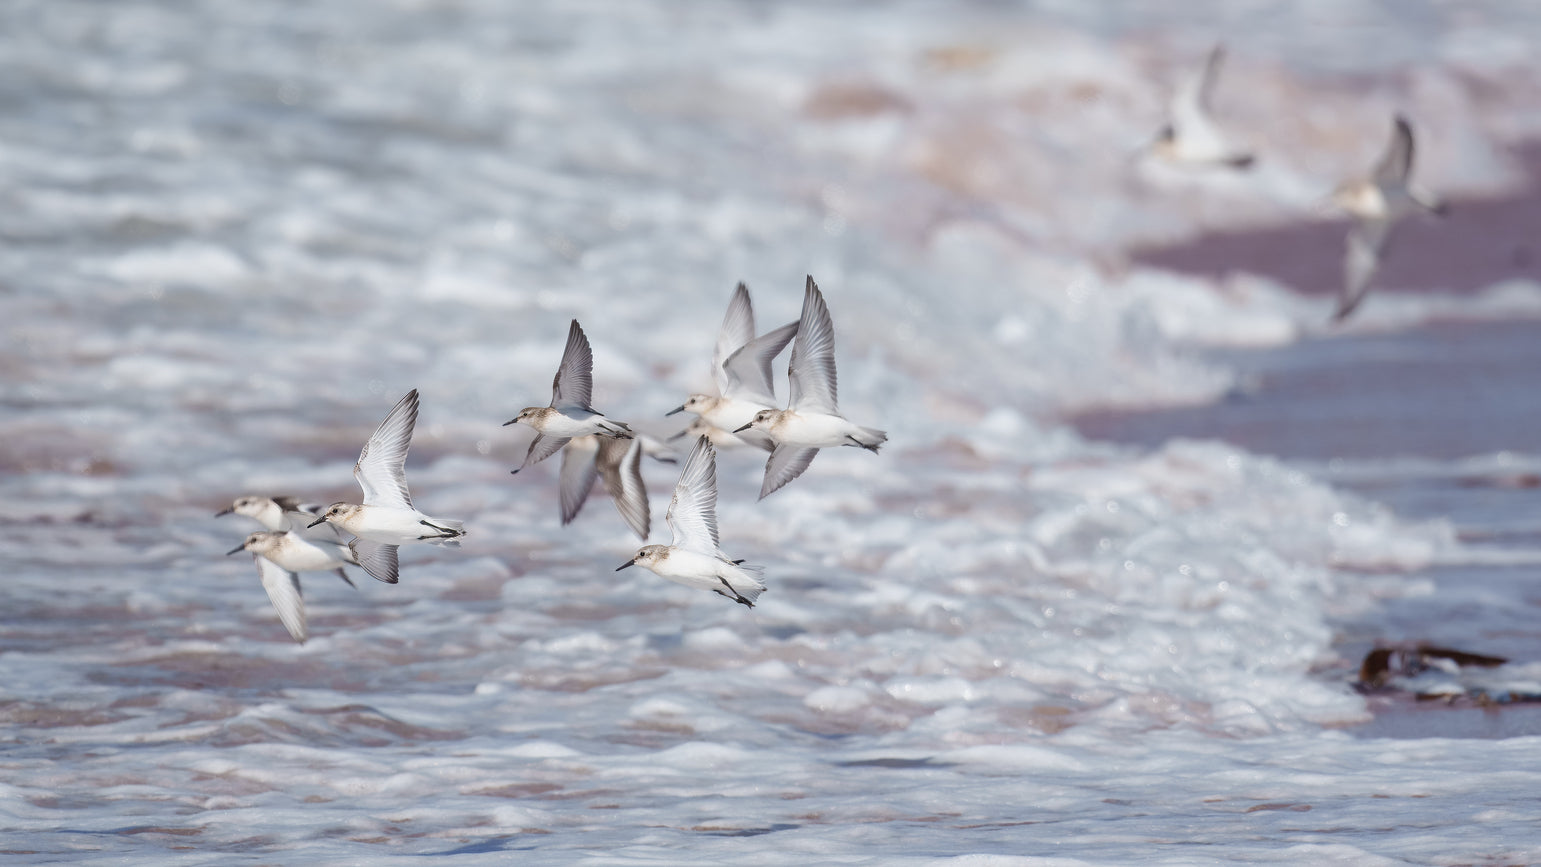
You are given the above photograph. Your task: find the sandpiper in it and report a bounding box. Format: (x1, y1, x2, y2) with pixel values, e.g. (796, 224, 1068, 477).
(617, 436, 766, 607)
(736, 277, 886, 499)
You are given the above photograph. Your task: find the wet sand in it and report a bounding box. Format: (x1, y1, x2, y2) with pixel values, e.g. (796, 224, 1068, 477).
(1071, 317, 1541, 738)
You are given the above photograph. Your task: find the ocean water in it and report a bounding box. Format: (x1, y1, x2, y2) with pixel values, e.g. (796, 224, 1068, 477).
(4, 1, 1541, 863)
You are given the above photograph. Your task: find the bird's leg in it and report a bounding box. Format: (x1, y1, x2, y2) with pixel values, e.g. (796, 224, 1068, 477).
(718, 577, 754, 608)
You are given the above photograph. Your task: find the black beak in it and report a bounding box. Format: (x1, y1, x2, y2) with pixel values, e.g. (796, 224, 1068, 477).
(307, 517, 327, 528)
(615, 560, 634, 571)
(665, 405, 686, 417)
(502, 418, 519, 426)
(214, 507, 233, 517)
(732, 423, 752, 433)
(226, 544, 246, 556)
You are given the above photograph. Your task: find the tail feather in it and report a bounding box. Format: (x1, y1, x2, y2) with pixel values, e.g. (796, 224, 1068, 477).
(421, 517, 465, 542)
(851, 426, 887, 453)
(723, 561, 767, 607)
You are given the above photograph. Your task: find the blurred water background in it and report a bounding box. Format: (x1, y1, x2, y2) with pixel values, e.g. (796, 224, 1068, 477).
(3, 1, 1541, 863)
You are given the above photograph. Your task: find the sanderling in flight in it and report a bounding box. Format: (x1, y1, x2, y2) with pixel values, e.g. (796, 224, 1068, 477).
(227, 530, 364, 643)
(505, 319, 632, 473)
(218, 495, 357, 586)
(670, 416, 773, 453)
(558, 434, 650, 540)
(1329, 114, 1447, 322)
(666, 282, 798, 451)
(310, 389, 466, 584)
(616, 436, 766, 607)
(736, 276, 887, 499)
(1150, 45, 1254, 170)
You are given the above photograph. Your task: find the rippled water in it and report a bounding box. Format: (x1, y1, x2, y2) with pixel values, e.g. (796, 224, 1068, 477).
(4, 1, 1541, 863)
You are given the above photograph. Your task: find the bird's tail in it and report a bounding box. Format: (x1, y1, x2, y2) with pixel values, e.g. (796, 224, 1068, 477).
(422, 517, 465, 546)
(850, 426, 888, 453)
(728, 562, 768, 605)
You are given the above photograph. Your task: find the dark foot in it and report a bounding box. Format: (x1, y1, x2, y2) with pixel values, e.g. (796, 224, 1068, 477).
(718, 577, 754, 608)
(846, 436, 881, 453)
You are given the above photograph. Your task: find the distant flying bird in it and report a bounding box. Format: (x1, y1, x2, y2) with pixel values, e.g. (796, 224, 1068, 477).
(1329, 114, 1448, 322)
(1150, 45, 1255, 170)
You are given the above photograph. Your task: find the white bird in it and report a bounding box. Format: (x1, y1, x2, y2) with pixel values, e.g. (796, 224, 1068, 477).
(310, 389, 466, 584)
(666, 282, 798, 450)
(216, 495, 354, 585)
(227, 530, 364, 643)
(1151, 45, 1254, 170)
(1330, 114, 1447, 322)
(616, 436, 766, 607)
(505, 319, 632, 472)
(558, 434, 650, 540)
(736, 276, 887, 499)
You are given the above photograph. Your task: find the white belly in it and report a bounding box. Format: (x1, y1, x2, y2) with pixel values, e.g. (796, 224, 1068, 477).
(772, 412, 858, 448)
(341, 507, 437, 545)
(267, 536, 352, 572)
(648, 549, 765, 600)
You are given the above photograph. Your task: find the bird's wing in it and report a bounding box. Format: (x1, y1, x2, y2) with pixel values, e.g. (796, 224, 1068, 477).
(759, 444, 819, 500)
(271, 496, 315, 514)
(666, 436, 719, 553)
(599, 436, 649, 541)
(255, 555, 307, 644)
(1170, 45, 1223, 133)
(723, 320, 799, 407)
(551, 319, 594, 411)
(519, 433, 570, 471)
(558, 437, 601, 525)
(354, 389, 417, 510)
(713, 283, 756, 396)
(1373, 115, 1415, 186)
(787, 277, 839, 414)
(1335, 219, 1395, 323)
(349, 537, 400, 584)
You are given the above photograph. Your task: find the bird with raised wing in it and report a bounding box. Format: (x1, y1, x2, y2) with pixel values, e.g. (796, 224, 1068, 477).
(309, 389, 465, 584)
(617, 436, 765, 606)
(1330, 114, 1447, 322)
(736, 276, 886, 499)
(1151, 45, 1255, 170)
(505, 319, 632, 473)
(666, 282, 798, 450)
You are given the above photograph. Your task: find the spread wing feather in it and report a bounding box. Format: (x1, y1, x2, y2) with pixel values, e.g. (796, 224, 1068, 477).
(666, 436, 719, 553)
(354, 389, 417, 510)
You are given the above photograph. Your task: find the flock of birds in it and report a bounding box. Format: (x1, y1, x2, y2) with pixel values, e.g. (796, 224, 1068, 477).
(219, 277, 886, 642)
(1147, 45, 1447, 321)
(213, 47, 1452, 644)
